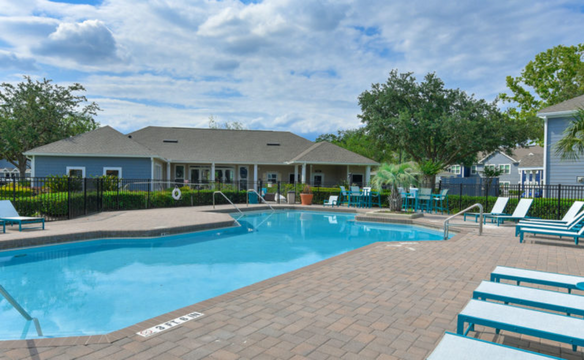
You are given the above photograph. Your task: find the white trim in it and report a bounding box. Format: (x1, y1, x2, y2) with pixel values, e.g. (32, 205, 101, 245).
(301, 163, 306, 183)
(31, 155, 35, 178)
(66, 166, 86, 177)
(25, 153, 165, 160)
(470, 165, 477, 175)
(537, 110, 578, 118)
(477, 150, 517, 164)
(518, 167, 544, 171)
(103, 167, 122, 178)
(287, 161, 379, 166)
(254, 164, 258, 184)
(311, 172, 325, 186)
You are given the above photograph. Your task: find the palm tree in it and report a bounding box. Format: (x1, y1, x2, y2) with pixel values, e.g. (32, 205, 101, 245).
(554, 109, 584, 160)
(372, 162, 419, 212)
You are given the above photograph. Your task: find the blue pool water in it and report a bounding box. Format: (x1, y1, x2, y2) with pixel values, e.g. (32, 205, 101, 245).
(0, 211, 447, 340)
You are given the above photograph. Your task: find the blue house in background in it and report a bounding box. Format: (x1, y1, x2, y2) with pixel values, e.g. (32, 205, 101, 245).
(0, 159, 30, 179)
(540, 94, 584, 186)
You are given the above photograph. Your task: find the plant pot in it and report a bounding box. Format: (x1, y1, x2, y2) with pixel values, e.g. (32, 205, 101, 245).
(300, 194, 313, 205)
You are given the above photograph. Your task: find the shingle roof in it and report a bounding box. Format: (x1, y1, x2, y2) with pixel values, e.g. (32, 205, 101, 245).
(289, 141, 378, 165)
(25, 126, 157, 157)
(538, 94, 584, 115)
(478, 146, 543, 163)
(518, 153, 543, 168)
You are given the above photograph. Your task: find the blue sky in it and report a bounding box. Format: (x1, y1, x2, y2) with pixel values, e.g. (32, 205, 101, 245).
(0, 0, 582, 141)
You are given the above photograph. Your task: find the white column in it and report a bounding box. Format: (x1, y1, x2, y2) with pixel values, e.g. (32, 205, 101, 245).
(30, 156, 35, 178)
(254, 164, 258, 185)
(294, 165, 298, 184)
(347, 165, 350, 183)
(301, 163, 306, 183)
(150, 157, 154, 191)
(365, 166, 371, 186)
(211, 163, 215, 182)
(167, 162, 171, 188)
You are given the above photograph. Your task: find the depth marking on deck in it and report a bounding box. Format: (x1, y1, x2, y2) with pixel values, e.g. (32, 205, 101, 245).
(137, 312, 204, 337)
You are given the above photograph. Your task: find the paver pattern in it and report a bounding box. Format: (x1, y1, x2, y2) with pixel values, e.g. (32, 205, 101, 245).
(0, 207, 583, 359)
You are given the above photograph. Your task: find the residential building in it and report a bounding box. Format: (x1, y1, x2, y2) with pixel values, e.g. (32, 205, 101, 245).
(24, 126, 379, 188)
(539, 94, 584, 185)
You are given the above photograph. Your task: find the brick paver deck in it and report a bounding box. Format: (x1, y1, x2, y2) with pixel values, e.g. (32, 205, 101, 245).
(0, 207, 583, 359)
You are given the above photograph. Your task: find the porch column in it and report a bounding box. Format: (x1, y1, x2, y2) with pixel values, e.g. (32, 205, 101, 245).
(254, 164, 258, 186)
(365, 166, 371, 186)
(301, 163, 306, 183)
(167, 162, 171, 188)
(294, 165, 298, 184)
(347, 165, 350, 183)
(210, 163, 215, 182)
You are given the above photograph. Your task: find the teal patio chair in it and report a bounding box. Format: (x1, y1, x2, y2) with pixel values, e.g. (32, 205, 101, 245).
(339, 186, 350, 206)
(433, 189, 449, 214)
(416, 188, 433, 212)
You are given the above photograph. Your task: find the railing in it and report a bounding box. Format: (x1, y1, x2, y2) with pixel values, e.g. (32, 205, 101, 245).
(213, 191, 243, 215)
(247, 189, 274, 212)
(0, 285, 42, 337)
(443, 203, 483, 240)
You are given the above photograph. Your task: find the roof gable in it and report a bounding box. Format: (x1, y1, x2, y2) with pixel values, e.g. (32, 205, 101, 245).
(538, 94, 584, 116)
(25, 126, 157, 158)
(289, 141, 378, 165)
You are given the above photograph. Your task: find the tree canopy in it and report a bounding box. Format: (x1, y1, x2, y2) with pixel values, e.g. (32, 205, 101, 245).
(0, 76, 100, 177)
(554, 109, 584, 161)
(208, 115, 247, 130)
(499, 43, 584, 143)
(358, 70, 531, 188)
(315, 128, 395, 163)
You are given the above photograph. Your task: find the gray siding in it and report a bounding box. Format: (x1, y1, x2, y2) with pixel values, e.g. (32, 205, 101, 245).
(34, 156, 152, 179)
(470, 152, 520, 184)
(546, 116, 584, 185)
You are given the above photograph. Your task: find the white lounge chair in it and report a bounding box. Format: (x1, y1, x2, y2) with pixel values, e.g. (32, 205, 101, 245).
(519, 201, 584, 226)
(323, 196, 338, 207)
(0, 200, 45, 231)
(485, 199, 533, 226)
(464, 197, 509, 223)
(428, 332, 562, 360)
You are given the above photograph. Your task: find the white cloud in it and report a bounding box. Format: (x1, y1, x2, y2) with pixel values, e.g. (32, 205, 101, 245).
(0, 0, 582, 138)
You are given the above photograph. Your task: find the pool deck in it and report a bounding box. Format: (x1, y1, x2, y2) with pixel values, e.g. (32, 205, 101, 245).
(1, 206, 583, 359)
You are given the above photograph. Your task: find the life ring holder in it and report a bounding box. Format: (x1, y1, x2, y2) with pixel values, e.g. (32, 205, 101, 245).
(172, 186, 182, 200)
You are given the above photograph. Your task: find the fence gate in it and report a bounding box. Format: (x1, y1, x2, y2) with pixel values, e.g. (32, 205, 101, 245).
(68, 178, 102, 219)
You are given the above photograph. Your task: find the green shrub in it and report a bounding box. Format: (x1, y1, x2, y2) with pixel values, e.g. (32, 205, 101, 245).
(0, 183, 33, 197)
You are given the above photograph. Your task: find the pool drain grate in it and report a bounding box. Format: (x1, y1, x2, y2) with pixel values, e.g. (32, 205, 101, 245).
(136, 311, 204, 337)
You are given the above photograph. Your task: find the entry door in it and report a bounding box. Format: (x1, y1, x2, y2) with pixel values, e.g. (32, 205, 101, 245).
(239, 166, 248, 191)
(312, 174, 324, 187)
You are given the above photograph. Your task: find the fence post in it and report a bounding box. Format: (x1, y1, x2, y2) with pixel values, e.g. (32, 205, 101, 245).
(485, 181, 489, 211)
(67, 177, 72, 220)
(12, 178, 16, 202)
(147, 179, 150, 209)
(117, 178, 120, 210)
(557, 184, 562, 220)
(459, 183, 463, 211)
(277, 181, 281, 204)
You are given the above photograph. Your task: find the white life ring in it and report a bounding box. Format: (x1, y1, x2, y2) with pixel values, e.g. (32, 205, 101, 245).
(172, 187, 182, 200)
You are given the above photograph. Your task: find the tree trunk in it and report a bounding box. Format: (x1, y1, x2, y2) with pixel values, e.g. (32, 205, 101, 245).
(16, 155, 28, 180)
(424, 175, 436, 192)
(389, 189, 402, 212)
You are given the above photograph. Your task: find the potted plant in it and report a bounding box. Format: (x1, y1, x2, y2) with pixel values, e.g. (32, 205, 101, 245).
(300, 184, 313, 205)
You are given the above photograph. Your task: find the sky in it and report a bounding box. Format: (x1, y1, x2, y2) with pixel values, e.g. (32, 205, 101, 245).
(0, 0, 582, 141)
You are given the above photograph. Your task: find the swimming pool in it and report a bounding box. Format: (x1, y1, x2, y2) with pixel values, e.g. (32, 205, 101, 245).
(0, 210, 447, 340)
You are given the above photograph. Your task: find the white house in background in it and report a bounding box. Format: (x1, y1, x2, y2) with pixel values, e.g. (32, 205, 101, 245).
(540, 94, 584, 185)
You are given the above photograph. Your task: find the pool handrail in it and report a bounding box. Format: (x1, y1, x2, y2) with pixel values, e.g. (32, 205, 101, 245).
(0, 285, 43, 336)
(444, 203, 483, 240)
(213, 191, 243, 215)
(247, 189, 274, 212)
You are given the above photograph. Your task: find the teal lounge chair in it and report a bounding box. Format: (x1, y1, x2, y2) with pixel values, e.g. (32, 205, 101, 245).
(473, 280, 584, 317)
(0, 219, 4, 234)
(518, 201, 584, 226)
(484, 198, 533, 226)
(323, 196, 338, 207)
(0, 200, 45, 231)
(490, 266, 584, 294)
(428, 332, 562, 360)
(517, 222, 584, 245)
(457, 299, 584, 352)
(464, 197, 509, 223)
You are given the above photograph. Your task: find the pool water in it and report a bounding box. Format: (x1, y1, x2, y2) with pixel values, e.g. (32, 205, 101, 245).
(0, 211, 447, 340)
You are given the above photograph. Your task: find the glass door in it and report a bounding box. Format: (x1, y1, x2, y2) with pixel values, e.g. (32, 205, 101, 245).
(239, 166, 248, 191)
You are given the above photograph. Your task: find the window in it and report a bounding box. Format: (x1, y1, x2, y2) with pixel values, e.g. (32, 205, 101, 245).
(175, 165, 185, 179)
(312, 173, 325, 187)
(350, 174, 363, 186)
(471, 165, 477, 175)
(289, 173, 301, 184)
(266, 172, 278, 184)
(484, 164, 496, 172)
(449, 165, 461, 175)
(499, 164, 511, 174)
(103, 167, 122, 178)
(66, 166, 85, 178)
(500, 181, 510, 189)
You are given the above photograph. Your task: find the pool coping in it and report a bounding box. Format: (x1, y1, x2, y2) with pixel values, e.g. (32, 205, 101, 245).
(0, 208, 469, 348)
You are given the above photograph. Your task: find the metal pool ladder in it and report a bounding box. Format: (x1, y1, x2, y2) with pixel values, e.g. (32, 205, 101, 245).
(213, 191, 243, 215)
(443, 203, 483, 240)
(0, 285, 43, 336)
